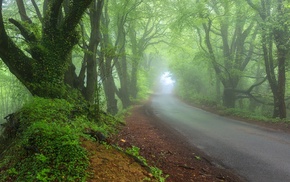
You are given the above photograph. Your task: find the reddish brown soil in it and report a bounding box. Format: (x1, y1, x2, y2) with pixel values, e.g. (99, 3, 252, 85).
(83, 139, 155, 182)
(113, 104, 245, 182)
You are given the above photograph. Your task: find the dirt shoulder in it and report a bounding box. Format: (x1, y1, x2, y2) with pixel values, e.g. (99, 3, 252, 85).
(113, 104, 245, 182)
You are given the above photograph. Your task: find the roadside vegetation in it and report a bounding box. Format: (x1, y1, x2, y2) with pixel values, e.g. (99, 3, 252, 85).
(180, 95, 289, 124)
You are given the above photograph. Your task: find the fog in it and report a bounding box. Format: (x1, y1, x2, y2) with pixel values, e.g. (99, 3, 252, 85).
(159, 71, 175, 94)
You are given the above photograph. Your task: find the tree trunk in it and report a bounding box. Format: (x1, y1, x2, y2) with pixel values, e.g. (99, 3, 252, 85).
(83, 0, 104, 103)
(99, 55, 118, 115)
(128, 28, 140, 99)
(272, 0, 288, 119)
(130, 60, 138, 99)
(223, 88, 235, 108)
(102, 77, 118, 115)
(0, 0, 95, 100)
(114, 23, 131, 109)
(249, 63, 262, 111)
(215, 75, 221, 103)
(246, 0, 288, 119)
(275, 44, 287, 118)
(115, 56, 131, 109)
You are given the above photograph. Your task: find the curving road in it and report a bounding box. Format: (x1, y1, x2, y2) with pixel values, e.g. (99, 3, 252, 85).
(150, 94, 290, 182)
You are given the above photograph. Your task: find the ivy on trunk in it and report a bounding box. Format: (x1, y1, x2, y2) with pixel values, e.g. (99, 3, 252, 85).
(0, 0, 94, 100)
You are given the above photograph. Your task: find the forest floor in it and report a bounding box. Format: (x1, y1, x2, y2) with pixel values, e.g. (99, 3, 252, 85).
(84, 99, 290, 182)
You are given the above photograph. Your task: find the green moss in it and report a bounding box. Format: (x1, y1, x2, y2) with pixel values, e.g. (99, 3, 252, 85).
(0, 97, 120, 182)
(12, 121, 88, 182)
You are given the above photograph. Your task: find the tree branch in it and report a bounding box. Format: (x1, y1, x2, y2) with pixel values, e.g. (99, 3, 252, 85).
(235, 77, 269, 105)
(62, 0, 94, 34)
(237, 93, 272, 105)
(16, 0, 32, 23)
(245, 0, 261, 13)
(247, 77, 267, 93)
(0, 2, 34, 85)
(0, 0, 8, 47)
(31, 0, 43, 23)
(9, 18, 37, 43)
(235, 77, 267, 94)
(43, 0, 64, 34)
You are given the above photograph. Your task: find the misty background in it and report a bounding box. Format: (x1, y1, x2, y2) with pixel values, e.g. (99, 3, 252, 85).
(1, 0, 290, 120)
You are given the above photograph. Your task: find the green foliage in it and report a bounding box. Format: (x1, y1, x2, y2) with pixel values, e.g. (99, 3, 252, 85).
(191, 96, 218, 108)
(222, 108, 275, 122)
(149, 166, 168, 182)
(170, 53, 217, 104)
(0, 98, 86, 181)
(195, 155, 201, 160)
(125, 146, 168, 182)
(17, 97, 73, 129)
(125, 146, 148, 166)
(136, 69, 151, 101)
(12, 121, 89, 182)
(0, 97, 121, 182)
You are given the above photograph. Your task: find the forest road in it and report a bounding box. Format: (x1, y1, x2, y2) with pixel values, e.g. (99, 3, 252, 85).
(150, 94, 290, 182)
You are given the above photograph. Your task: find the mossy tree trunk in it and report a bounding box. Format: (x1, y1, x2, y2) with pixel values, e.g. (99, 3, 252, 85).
(114, 10, 131, 109)
(246, 0, 289, 118)
(98, 2, 119, 114)
(0, 0, 95, 100)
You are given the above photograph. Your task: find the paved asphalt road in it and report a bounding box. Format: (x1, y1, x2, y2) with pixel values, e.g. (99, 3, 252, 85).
(150, 94, 290, 182)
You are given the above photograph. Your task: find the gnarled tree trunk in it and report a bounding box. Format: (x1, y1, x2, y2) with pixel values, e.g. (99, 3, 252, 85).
(0, 0, 95, 100)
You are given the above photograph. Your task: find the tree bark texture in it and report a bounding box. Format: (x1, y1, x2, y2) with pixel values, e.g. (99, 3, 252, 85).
(0, 0, 98, 100)
(100, 59, 118, 115)
(114, 15, 131, 109)
(84, 0, 104, 103)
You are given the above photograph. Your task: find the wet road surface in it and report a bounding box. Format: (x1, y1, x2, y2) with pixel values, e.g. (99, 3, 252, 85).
(150, 94, 290, 182)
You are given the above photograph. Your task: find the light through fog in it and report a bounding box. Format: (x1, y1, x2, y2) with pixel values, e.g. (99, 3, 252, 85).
(159, 71, 175, 94)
